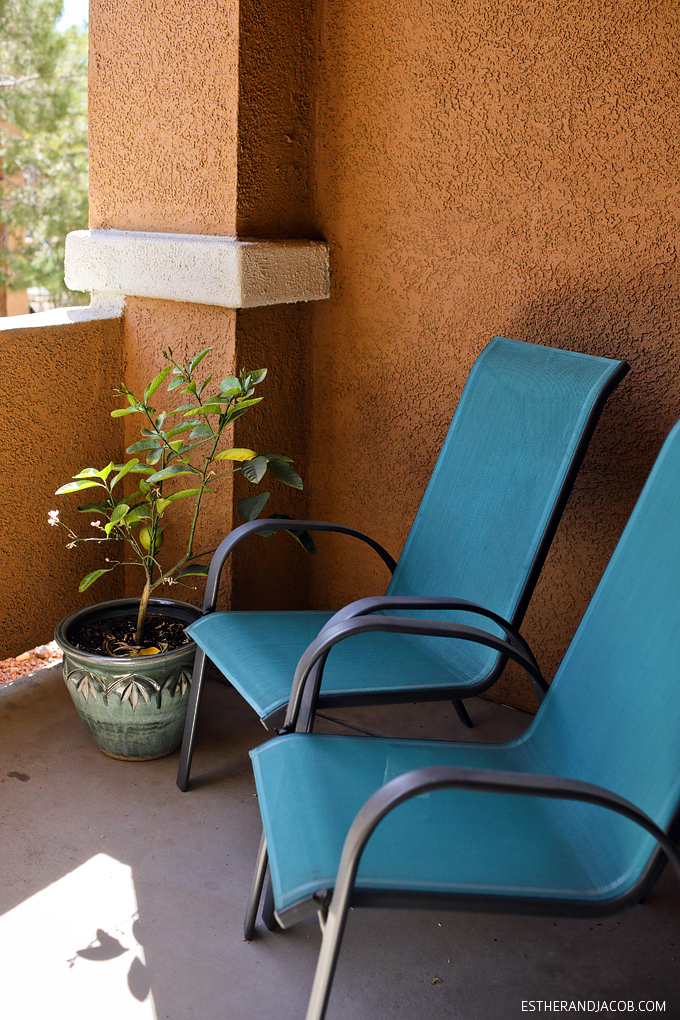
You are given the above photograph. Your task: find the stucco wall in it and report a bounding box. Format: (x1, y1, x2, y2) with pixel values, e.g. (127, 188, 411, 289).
(0, 317, 124, 658)
(306, 0, 680, 709)
(82, 0, 680, 711)
(88, 0, 239, 235)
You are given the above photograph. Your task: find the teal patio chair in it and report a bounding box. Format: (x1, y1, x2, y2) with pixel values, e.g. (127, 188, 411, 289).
(250, 416, 680, 1020)
(177, 337, 627, 798)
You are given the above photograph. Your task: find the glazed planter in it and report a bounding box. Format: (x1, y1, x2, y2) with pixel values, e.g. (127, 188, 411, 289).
(55, 597, 201, 761)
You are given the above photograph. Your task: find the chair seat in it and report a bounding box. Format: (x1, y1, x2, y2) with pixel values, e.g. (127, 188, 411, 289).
(251, 734, 655, 917)
(187, 610, 496, 721)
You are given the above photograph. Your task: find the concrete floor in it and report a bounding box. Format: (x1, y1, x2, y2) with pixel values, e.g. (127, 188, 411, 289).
(1, 665, 678, 1020)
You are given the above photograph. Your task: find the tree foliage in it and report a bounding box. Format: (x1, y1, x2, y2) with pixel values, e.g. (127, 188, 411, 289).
(0, 0, 88, 302)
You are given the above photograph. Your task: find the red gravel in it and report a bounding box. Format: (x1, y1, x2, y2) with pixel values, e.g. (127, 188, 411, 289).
(0, 642, 63, 687)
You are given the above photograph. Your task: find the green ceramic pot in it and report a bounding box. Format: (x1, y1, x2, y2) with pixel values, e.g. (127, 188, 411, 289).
(55, 598, 201, 761)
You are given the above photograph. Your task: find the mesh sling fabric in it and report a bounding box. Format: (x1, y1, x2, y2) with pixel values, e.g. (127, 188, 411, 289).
(188, 337, 624, 721)
(252, 420, 680, 913)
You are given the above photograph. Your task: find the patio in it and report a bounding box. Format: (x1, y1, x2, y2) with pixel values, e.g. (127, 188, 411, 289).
(1, 665, 677, 1019)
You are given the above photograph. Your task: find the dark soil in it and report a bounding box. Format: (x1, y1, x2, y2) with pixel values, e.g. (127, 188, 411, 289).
(68, 614, 193, 657)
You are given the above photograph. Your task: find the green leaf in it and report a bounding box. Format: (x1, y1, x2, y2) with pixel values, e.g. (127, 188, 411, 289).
(110, 503, 130, 525)
(125, 505, 153, 522)
(111, 459, 140, 488)
(190, 424, 213, 440)
(189, 348, 212, 374)
(224, 406, 250, 424)
(176, 564, 210, 578)
(267, 458, 303, 489)
(286, 528, 317, 555)
(241, 456, 268, 484)
(215, 448, 258, 461)
(167, 376, 186, 392)
(155, 411, 168, 430)
(186, 404, 221, 417)
(126, 438, 162, 453)
(217, 387, 241, 400)
(146, 448, 163, 465)
(155, 488, 202, 514)
(167, 403, 197, 415)
(219, 375, 241, 392)
(166, 420, 201, 438)
(104, 503, 131, 534)
(178, 440, 209, 455)
(77, 502, 108, 513)
(79, 568, 114, 593)
(268, 513, 317, 555)
(72, 467, 103, 479)
(144, 364, 173, 403)
(233, 397, 263, 410)
(111, 406, 141, 418)
(237, 491, 270, 521)
(125, 465, 156, 474)
(265, 453, 293, 463)
(198, 376, 213, 396)
(146, 463, 200, 484)
(168, 439, 184, 452)
(55, 480, 107, 495)
(140, 479, 151, 495)
(248, 368, 267, 386)
(183, 380, 198, 395)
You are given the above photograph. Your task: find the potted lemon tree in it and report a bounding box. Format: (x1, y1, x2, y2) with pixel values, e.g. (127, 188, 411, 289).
(51, 348, 312, 761)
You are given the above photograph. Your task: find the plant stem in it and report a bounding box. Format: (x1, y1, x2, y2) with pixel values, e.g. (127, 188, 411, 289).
(136, 573, 152, 646)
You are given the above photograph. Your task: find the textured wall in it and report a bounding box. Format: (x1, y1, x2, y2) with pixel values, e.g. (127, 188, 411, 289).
(0, 317, 124, 658)
(89, 0, 241, 612)
(232, 0, 317, 609)
(84, 0, 680, 711)
(306, 0, 680, 709)
(88, 0, 239, 234)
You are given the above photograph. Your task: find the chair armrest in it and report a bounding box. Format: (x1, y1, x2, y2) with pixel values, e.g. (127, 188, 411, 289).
(283, 614, 549, 730)
(320, 596, 539, 674)
(201, 520, 397, 612)
(321, 765, 680, 933)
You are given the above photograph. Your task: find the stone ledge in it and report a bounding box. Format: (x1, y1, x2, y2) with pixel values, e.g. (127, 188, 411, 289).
(64, 229, 330, 309)
(0, 292, 125, 330)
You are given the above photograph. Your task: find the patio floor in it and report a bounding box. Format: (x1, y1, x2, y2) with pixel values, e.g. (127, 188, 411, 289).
(1, 665, 678, 1020)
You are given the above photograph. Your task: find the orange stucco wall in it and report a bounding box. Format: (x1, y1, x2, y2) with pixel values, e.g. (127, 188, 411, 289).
(0, 316, 124, 657)
(77, 0, 680, 710)
(305, 0, 680, 709)
(88, 0, 239, 235)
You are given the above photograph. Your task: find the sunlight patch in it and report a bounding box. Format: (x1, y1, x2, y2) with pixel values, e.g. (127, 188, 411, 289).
(0, 853, 157, 1019)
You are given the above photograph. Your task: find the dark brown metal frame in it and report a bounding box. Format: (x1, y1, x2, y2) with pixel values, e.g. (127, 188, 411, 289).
(299, 765, 680, 1020)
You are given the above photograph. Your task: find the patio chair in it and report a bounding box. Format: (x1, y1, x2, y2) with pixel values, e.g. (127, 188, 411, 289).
(177, 337, 627, 794)
(250, 415, 680, 1020)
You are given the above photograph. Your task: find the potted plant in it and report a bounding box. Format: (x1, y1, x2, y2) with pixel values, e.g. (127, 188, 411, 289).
(51, 347, 312, 761)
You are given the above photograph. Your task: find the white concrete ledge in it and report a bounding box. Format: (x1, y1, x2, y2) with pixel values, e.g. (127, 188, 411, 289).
(0, 292, 125, 331)
(64, 229, 330, 309)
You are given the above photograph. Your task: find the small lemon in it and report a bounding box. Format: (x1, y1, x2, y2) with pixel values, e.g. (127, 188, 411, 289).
(139, 526, 164, 551)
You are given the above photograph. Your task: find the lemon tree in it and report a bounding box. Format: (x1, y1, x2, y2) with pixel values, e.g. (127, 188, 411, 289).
(51, 348, 314, 648)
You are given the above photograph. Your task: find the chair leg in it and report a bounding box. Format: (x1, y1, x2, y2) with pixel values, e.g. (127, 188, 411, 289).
(452, 699, 473, 728)
(305, 903, 351, 1020)
(261, 870, 281, 931)
(176, 649, 209, 792)
(244, 831, 269, 940)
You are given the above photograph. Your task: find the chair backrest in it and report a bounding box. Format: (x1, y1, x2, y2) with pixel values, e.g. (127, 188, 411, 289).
(524, 417, 680, 845)
(387, 338, 627, 664)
